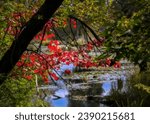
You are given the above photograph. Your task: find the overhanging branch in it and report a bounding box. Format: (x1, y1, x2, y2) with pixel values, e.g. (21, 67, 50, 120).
(0, 0, 64, 84)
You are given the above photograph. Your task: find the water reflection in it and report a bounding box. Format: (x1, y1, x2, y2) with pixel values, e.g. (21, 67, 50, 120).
(45, 63, 132, 107)
(49, 96, 103, 107)
(46, 79, 126, 107)
(42, 65, 150, 107)
(101, 82, 112, 96)
(50, 97, 69, 107)
(101, 79, 127, 96)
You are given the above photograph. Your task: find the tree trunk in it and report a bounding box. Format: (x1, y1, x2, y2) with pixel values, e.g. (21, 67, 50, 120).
(139, 61, 147, 72)
(0, 0, 64, 84)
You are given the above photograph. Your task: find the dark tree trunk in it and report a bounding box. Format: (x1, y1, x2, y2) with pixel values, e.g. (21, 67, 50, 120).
(0, 0, 64, 84)
(139, 61, 147, 72)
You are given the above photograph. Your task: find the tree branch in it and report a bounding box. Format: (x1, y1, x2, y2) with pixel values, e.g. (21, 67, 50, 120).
(0, 0, 64, 84)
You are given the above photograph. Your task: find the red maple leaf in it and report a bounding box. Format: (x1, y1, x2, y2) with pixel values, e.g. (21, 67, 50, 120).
(64, 69, 71, 75)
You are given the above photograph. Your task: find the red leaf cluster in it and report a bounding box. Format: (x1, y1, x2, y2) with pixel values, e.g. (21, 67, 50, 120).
(10, 14, 121, 83)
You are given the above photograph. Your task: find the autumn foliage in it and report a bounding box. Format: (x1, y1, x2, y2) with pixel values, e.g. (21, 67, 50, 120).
(6, 13, 121, 83)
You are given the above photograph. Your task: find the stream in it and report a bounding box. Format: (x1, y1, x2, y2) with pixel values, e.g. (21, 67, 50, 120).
(40, 61, 139, 107)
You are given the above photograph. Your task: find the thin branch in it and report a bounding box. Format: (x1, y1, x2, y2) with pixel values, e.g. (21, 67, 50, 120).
(37, 25, 47, 53)
(69, 15, 101, 42)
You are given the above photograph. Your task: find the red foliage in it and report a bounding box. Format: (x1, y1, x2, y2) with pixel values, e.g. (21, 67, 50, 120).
(24, 75, 32, 80)
(86, 43, 93, 51)
(114, 61, 121, 68)
(10, 13, 121, 83)
(64, 70, 71, 75)
(50, 72, 59, 81)
(71, 19, 77, 29)
(106, 58, 111, 66)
